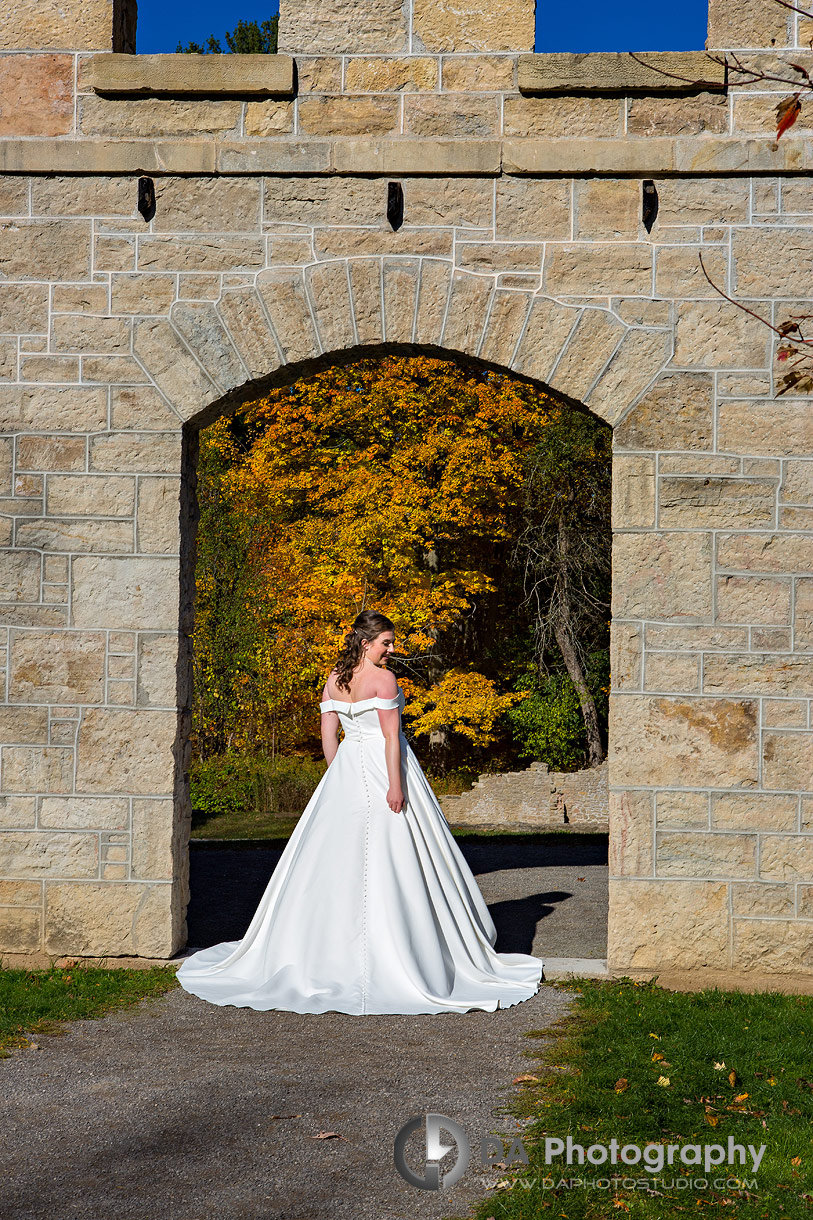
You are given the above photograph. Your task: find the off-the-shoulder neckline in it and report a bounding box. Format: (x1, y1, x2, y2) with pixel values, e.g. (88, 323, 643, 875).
(320, 688, 403, 711)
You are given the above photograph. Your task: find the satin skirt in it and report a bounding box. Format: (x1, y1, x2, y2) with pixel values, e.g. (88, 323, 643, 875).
(176, 735, 544, 1014)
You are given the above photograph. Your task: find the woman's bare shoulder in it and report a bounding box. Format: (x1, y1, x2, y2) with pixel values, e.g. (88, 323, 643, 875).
(322, 670, 341, 701)
(375, 668, 399, 698)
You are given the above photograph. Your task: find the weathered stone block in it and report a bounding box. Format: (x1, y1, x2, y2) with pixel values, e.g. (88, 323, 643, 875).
(382, 260, 419, 344)
(89, 433, 182, 475)
(298, 96, 400, 136)
(644, 651, 700, 692)
(611, 695, 758, 788)
(256, 268, 320, 365)
(712, 792, 797, 832)
(654, 246, 728, 298)
(137, 478, 180, 555)
(413, 0, 534, 53)
(674, 300, 770, 369)
(133, 319, 217, 422)
(2, 748, 74, 794)
(612, 531, 712, 620)
(608, 789, 653, 876)
(575, 179, 640, 240)
(732, 881, 795, 917)
(15, 518, 134, 554)
(544, 243, 652, 296)
(656, 790, 709, 829)
(479, 290, 531, 368)
(658, 476, 775, 528)
(503, 95, 622, 138)
(76, 708, 175, 795)
(46, 475, 134, 519)
(0, 55, 73, 137)
(8, 630, 105, 704)
(404, 95, 500, 137)
(0, 220, 90, 281)
(608, 878, 729, 970)
(495, 178, 570, 240)
(87, 53, 295, 96)
(132, 798, 173, 880)
(279, 0, 408, 54)
(627, 94, 728, 137)
(716, 575, 791, 625)
(707, 0, 792, 49)
(441, 54, 515, 91)
(588, 329, 672, 427)
(512, 296, 580, 384)
(732, 919, 813, 975)
(0, 707, 48, 745)
(0, 551, 41, 601)
(171, 302, 247, 395)
(0, 0, 130, 52)
(137, 635, 178, 708)
(656, 830, 757, 879)
(51, 314, 131, 355)
(519, 51, 725, 95)
(71, 556, 179, 631)
(344, 56, 438, 92)
(762, 732, 813, 791)
(441, 272, 492, 356)
(137, 234, 263, 273)
(243, 101, 295, 136)
(39, 797, 128, 830)
(718, 401, 813, 457)
(79, 96, 242, 139)
(44, 880, 175, 957)
(307, 261, 355, 353)
(717, 532, 813, 574)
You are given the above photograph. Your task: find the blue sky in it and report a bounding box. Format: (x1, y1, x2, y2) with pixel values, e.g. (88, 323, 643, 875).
(135, 1, 708, 55)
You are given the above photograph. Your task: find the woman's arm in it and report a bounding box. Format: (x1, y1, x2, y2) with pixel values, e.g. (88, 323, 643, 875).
(377, 706, 405, 813)
(320, 710, 341, 765)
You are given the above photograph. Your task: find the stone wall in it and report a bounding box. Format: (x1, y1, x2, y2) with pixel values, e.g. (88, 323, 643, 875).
(441, 761, 608, 832)
(0, 0, 812, 985)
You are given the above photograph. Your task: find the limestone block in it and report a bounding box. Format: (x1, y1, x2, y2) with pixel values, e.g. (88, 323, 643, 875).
(110, 387, 182, 433)
(132, 798, 173, 880)
(257, 269, 320, 365)
(279, 0, 408, 54)
(612, 531, 712, 620)
(656, 830, 756, 879)
(307, 262, 355, 354)
(607, 878, 729, 971)
(718, 401, 813, 458)
(137, 234, 263, 273)
(0, 54, 73, 137)
(2, 748, 74, 794)
(382, 261, 418, 344)
(762, 732, 813, 791)
(15, 437, 84, 475)
(171, 302, 248, 395)
(611, 694, 758, 788)
(643, 651, 700, 692)
(457, 242, 543, 274)
(732, 226, 813, 297)
(8, 630, 105, 704)
(0, 220, 90, 281)
(264, 175, 379, 226)
(575, 180, 640, 241)
(762, 699, 808, 728)
(51, 284, 109, 315)
(216, 289, 282, 381)
(512, 296, 580, 384)
(71, 556, 179, 631)
(712, 792, 797, 832)
(674, 300, 770, 368)
(0, 178, 29, 215)
(732, 918, 813, 975)
(407, 178, 494, 228)
(610, 621, 642, 690)
(547, 308, 624, 401)
(30, 174, 133, 218)
(19, 354, 79, 382)
(656, 790, 709, 829)
(0, 551, 40, 601)
(782, 461, 813, 505)
(0, 708, 48, 746)
(137, 478, 179, 555)
(441, 54, 515, 91)
(133, 318, 217, 421)
(608, 789, 653, 876)
(658, 476, 775, 529)
(296, 57, 343, 93)
(732, 881, 795, 916)
(627, 94, 729, 137)
(441, 273, 492, 357)
(587, 329, 672, 427)
(298, 96, 400, 136)
(0, 0, 131, 52)
(344, 56, 438, 92)
(15, 519, 134, 554)
(0, 830, 100, 877)
(716, 575, 791, 625)
(480, 290, 532, 368)
(654, 246, 728, 298)
(137, 634, 178, 708)
(76, 708, 175, 795)
(503, 96, 622, 138)
(495, 178, 570, 241)
(543, 244, 652, 297)
(149, 177, 262, 234)
(348, 260, 384, 346)
(404, 95, 500, 138)
(0, 283, 48, 333)
(87, 52, 295, 96)
(44, 475, 133, 520)
(795, 579, 813, 651)
(89, 433, 182, 475)
(646, 623, 749, 651)
(313, 226, 451, 261)
(79, 96, 242, 139)
(413, 0, 534, 53)
(707, 0, 791, 48)
(44, 880, 174, 957)
(0, 906, 40, 951)
(716, 532, 813, 574)
(39, 798, 128, 831)
(243, 101, 295, 137)
(51, 314, 131, 356)
(414, 259, 451, 347)
(519, 50, 725, 94)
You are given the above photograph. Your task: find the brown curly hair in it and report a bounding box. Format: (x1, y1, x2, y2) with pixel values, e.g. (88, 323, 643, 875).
(334, 610, 395, 692)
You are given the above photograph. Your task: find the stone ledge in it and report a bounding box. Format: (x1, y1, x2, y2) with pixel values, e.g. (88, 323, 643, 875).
(1, 134, 812, 177)
(88, 52, 295, 97)
(518, 51, 727, 96)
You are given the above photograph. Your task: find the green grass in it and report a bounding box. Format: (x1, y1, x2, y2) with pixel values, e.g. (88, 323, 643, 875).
(0, 962, 180, 1057)
(466, 978, 813, 1219)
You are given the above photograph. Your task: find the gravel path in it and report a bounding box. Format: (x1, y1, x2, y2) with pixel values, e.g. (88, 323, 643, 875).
(0, 834, 606, 1220)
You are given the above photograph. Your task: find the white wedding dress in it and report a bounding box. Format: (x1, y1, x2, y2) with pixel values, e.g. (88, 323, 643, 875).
(176, 687, 544, 1014)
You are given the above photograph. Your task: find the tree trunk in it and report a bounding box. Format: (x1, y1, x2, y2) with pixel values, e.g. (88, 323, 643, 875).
(553, 506, 605, 768)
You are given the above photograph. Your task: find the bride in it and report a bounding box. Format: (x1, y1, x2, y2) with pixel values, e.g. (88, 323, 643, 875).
(176, 610, 544, 1014)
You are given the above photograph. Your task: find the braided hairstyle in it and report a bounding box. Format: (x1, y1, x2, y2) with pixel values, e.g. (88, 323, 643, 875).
(334, 610, 395, 691)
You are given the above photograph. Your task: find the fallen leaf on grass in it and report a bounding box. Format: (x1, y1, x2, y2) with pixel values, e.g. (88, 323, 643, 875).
(614, 1078, 629, 1092)
(656, 1076, 671, 1087)
(513, 1074, 539, 1083)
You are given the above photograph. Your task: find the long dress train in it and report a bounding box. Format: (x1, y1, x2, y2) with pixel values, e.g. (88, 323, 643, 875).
(176, 688, 544, 1014)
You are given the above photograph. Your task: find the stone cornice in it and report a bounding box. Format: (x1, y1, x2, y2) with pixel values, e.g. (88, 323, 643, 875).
(1, 134, 810, 176)
(518, 51, 727, 96)
(88, 52, 296, 96)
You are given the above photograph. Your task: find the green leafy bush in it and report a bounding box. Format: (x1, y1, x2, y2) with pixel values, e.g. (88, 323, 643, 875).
(191, 753, 326, 818)
(506, 649, 610, 771)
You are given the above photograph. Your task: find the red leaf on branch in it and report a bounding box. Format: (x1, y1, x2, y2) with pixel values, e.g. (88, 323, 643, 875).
(776, 95, 802, 139)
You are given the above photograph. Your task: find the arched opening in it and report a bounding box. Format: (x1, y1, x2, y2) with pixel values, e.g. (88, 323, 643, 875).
(176, 344, 613, 968)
